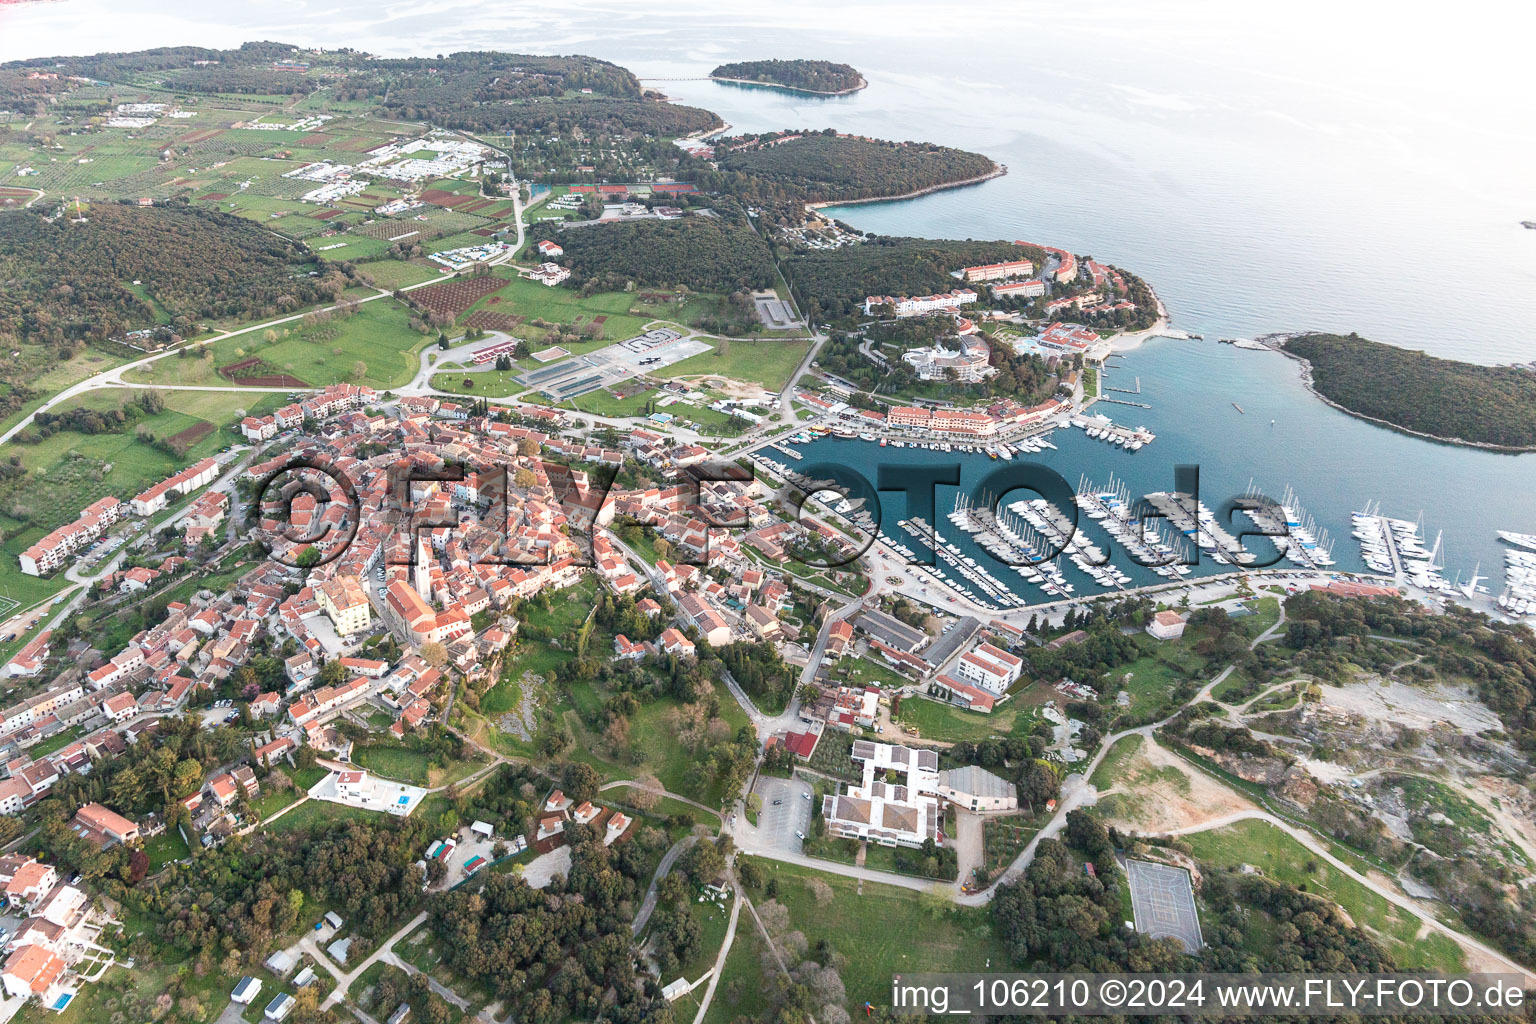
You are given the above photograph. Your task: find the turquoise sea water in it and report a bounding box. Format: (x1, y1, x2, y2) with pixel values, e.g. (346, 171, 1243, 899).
(790, 337, 1536, 600)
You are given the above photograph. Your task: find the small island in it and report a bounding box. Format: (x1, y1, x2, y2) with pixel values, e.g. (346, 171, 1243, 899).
(1278, 332, 1536, 450)
(709, 58, 866, 95)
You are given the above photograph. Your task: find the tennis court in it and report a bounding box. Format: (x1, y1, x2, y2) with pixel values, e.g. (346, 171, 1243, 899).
(1125, 858, 1203, 951)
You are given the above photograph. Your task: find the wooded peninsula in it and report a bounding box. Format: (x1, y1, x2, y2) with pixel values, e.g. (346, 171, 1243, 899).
(1280, 332, 1536, 449)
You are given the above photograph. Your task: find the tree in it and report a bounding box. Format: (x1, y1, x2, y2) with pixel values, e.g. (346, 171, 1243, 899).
(563, 762, 601, 803)
(420, 642, 448, 668)
(626, 774, 662, 811)
(352, 360, 367, 381)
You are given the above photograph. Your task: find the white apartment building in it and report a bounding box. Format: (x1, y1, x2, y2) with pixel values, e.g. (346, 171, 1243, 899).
(953, 642, 1023, 695)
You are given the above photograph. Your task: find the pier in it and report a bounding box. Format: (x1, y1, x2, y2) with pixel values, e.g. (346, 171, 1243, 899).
(1145, 491, 1253, 567)
(1096, 397, 1151, 409)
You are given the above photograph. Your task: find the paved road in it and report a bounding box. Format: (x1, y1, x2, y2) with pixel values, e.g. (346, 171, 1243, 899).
(690, 888, 743, 1024)
(598, 778, 724, 822)
(322, 910, 430, 1009)
(632, 835, 697, 935)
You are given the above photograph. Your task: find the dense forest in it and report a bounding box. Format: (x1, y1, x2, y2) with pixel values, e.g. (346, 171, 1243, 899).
(0, 40, 293, 79)
(441, 95, 721, 139)
(432, 827, 673, 1024)
(0, 202, 339, 345)
(336, 51, 642, 112)
(783, 237, 1045, 321)
(709, 59, 864, 94)
(702, 131, 996, 225)
(543, 215, 776, 294)
(1282, 332, 1536, 448)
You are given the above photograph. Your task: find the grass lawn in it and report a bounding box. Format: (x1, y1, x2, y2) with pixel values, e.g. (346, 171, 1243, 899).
(1242, 595, 1283, 638)
(125, 298, 430, 389)
(676, 894, 734, 979)
(560, 387, 658, 418)
(662, 338, 811, 392)
(252, 785, 303, 821)
(826, 655, 910, 692)
(353, 744, 434, 786)
(1181, 819, 1466, 971)
(892, 694, 1025, 744)
(429, 369, 528, 398)
(264, 798, 382, 833)
(741, 858, 1009, 1008)
(143, 827, 189, 871)
(701, 922, 769, 1024)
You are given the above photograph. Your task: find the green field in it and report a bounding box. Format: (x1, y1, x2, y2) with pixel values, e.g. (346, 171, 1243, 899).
(741, 858, 1010, 1008)
(1181, 819, 1466, 971)
(125, 299, 429, 389)
(701, 919, 769, 1024)
(358, 259, 445, 289)
(143, 827, 190, 872)
(353, 744, 435, 786)
(892, 694, 1026, 744)
(265, 798, 381, 833)
(662, 338, 811, 391)
(560, 387, 658, 418)
(562, 677, 750, 808)
(429, 369, 527, 398)
(465, 274, 651, 341)
(353, 743, 488, 789)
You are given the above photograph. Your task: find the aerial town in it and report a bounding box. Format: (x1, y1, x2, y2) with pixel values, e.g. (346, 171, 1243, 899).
(0, 35, 1530, 1024)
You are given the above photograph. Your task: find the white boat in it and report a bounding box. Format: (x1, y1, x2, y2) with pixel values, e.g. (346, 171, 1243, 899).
(1498, 531, 1536, 554)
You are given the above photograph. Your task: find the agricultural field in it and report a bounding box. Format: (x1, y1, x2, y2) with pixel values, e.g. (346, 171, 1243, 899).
(0, 389, 269, 539)
(411, 275, 508, 317)
(356, 258, 445, 290)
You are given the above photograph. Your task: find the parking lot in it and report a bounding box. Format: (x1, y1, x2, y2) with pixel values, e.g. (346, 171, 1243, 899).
(755, 775, 814, 854)
(518, 329, 711, 400)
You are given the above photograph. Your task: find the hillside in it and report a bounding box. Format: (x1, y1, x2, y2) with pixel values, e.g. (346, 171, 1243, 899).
(0, 203, 333, 345)
(1281, 332, 1536, 449)
(709, 59, 864, 94)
